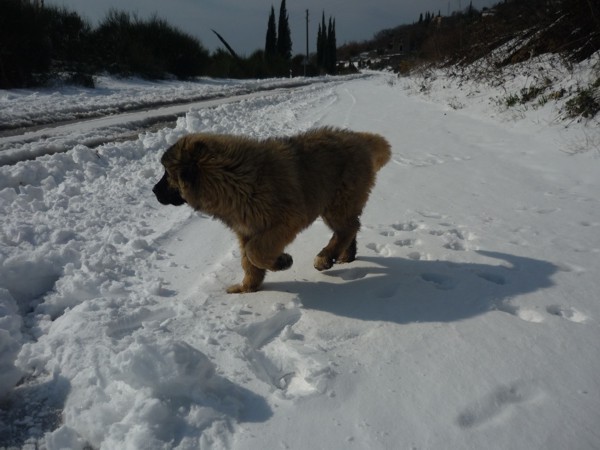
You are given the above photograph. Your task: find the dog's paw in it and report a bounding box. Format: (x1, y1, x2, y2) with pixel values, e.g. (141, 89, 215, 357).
(314, 254, 334, 271)
(336, 253, 356, 264)
(274, 253, 293, 271)
(337, 239, 357, 264)
(226, 283, 260, 294)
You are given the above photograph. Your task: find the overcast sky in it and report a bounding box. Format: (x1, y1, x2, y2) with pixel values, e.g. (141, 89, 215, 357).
(46, 0, 500, 56)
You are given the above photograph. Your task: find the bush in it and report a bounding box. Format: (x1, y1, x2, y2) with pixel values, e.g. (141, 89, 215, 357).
(0, 0, 96, 88)
(205, 49, 307, 79)
(565, 80, 600, 119)
(1, 1, 51, 87)
(92, 11, 209, 80)
(0, 3, 211, 88)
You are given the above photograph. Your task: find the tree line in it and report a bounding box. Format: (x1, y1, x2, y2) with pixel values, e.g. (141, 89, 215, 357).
(0, 0, 341, 88)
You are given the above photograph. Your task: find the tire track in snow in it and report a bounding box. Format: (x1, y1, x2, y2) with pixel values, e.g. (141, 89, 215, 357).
(0, 79, 356, 166)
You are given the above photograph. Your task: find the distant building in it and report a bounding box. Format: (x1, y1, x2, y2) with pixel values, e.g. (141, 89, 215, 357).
(482, 8, 496, 18)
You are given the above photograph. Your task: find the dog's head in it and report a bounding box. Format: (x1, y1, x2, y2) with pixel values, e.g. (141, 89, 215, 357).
(153, 136, 200, 206)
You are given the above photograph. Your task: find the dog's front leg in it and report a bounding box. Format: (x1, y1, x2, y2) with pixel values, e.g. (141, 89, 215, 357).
(244, 227, 294, 272)
(226, 263, 265, 293)
(227, 235, 267, 293)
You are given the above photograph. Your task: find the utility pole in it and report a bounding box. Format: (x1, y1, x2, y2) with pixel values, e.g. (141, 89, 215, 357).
(305, 9, 309, 77)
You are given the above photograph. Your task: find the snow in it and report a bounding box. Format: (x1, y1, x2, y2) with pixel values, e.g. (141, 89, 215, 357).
(1, 55, 600, 449)
(0, 76, 326, 130)
(0, 76, 346, 165)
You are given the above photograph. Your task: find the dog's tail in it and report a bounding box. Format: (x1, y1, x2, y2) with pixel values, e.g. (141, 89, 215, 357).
(360, 132, 392, 171)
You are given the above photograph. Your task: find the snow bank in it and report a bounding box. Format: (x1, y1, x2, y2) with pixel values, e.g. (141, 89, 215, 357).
(0, 288, 23, 398)
(402, 52, 600, 129)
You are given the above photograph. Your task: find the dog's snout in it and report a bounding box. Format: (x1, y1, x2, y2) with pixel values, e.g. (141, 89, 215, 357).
(153, 171, 186, 206)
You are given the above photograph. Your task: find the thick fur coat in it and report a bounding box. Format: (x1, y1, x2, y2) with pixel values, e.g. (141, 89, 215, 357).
(153, 127, 391, 293)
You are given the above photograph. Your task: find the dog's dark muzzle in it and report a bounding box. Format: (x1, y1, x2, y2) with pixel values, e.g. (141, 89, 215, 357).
(153, 172, 186, 206)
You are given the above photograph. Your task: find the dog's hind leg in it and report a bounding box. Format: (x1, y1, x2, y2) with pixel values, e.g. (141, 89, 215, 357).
(337, 237, 357, 263)
(314, 215, 360, 271)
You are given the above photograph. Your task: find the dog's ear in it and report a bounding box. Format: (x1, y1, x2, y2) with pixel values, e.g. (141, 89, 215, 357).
(181, 137, 212, 186)
(179, 164, 197, 188)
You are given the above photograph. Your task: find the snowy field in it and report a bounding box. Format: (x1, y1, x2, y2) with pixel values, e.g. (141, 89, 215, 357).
(1, 55, 599, 450)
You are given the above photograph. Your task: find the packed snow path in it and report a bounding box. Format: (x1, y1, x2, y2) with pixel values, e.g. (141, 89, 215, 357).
(0, 76, 347, 165)
(1, 73, 599, 449)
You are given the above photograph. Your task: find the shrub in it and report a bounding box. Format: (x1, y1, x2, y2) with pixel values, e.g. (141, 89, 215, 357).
(565, 81, 600, 119)
(92, 11, 209, 79)
(0, 1, 52, 87)
(0, 0, 96, 88)
(0, 4, 210, 87)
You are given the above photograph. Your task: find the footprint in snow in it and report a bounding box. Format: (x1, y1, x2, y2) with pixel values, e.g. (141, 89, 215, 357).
(444, 240, 466, 251)
(546, 305, 587, 323)
(395, 238, 418, 247)
(457, 381, 540, 428)
(337, 267, 369, 281)
(324, 267, 370, 281)
(407, 251, 423, 261)
(428, 228, 472, 252)
(421, 273, 456, 290)
(477, 272, 507, 285)
(444, 229, 472, 251)
(376, 283, 401, 299)
(554, 262, 585, 274)
(498, 303, 588, 324)
(392, 221, 420, 232)
(495, 303, 545, 323)
(366, 242, 394, 257)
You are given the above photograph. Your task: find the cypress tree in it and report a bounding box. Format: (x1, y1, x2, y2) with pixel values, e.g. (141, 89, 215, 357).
(318, 12, 327, 69)
(277, 0, 292, 60)
(316, 13, 337, 74)
(327, 17, 336, 74)
(316, 13, 321, 66)
(316, 21, 323, 67)
(265, 6, 277, 59)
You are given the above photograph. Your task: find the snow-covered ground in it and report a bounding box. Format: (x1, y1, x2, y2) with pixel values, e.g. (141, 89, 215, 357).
(0, 76, 344, 165)
(1, 55, 599, 450)
(0, 76, 325, 131)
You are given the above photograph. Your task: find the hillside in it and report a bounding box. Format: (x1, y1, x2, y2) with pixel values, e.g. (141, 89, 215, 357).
(340, 0, 599, 64)
(338, 0, 599, 120)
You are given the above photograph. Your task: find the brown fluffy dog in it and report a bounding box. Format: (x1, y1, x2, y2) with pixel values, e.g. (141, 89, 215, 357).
(153, 127, 391, 293)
